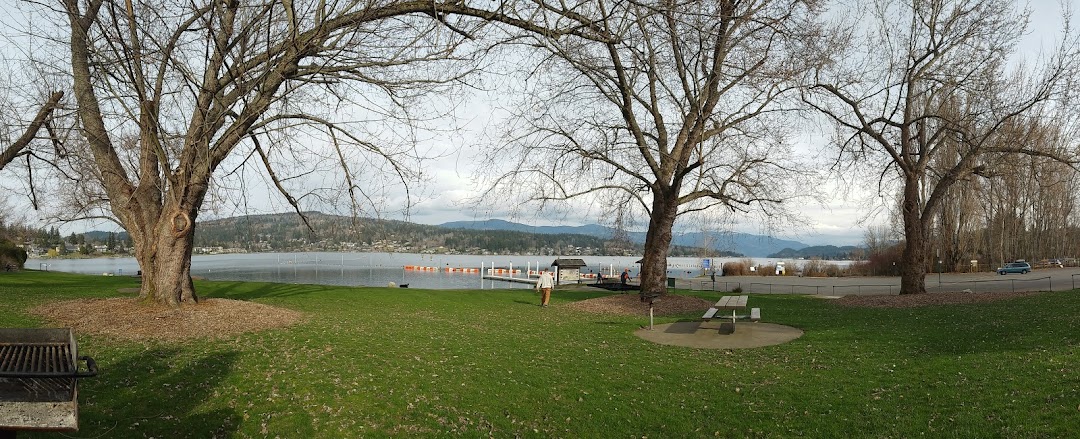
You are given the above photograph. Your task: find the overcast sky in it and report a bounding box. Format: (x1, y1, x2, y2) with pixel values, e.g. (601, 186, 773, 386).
(3, 0, 1076, 247)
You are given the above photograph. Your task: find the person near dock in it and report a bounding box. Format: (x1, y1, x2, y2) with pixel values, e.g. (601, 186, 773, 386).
(620, 268, 631, 286)
(535, 269, 555, 307)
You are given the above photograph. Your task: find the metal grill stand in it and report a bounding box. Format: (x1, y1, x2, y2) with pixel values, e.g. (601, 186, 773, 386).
(0, 328, 97, 437)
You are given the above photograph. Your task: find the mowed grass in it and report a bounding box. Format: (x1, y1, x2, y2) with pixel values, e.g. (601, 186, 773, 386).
(1, 270, 1077, 438)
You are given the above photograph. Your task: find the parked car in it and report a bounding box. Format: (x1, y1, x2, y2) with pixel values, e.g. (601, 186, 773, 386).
(997, 262, 1031, 275)
(1048, 259, 1064, 268)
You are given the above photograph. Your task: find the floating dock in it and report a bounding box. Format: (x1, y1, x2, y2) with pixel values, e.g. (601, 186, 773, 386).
(403, 265, 522, 274)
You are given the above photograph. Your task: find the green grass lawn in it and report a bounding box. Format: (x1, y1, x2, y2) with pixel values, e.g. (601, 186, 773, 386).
(2, 270, 1077, 438)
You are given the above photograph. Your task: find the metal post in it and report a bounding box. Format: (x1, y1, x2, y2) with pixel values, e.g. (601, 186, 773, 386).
(649, 304, 654, 330)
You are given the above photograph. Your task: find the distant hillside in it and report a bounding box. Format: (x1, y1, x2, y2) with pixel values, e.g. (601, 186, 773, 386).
(768, 245, 863, 260)
(439, 220, 613, 237)
(440, 220, 807, 257)
(78, 214, 810, 257)
(189, 212, 629, 255)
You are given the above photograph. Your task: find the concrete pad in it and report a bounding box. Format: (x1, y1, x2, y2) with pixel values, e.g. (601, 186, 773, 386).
(634, 321, 803, 349)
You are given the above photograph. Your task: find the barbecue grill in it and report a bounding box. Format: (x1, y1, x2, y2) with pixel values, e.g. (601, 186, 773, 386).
(0, 328, 96, 435)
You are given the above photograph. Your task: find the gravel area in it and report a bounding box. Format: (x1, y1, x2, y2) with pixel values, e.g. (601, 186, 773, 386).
(31, 298, 305, 342)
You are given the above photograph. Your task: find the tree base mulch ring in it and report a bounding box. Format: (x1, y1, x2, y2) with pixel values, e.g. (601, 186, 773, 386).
(31, 298, 305, 342)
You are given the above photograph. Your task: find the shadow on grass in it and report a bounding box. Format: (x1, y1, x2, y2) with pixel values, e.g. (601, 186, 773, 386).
(77, 347, 242, 438)
(199, 280, 334, 301)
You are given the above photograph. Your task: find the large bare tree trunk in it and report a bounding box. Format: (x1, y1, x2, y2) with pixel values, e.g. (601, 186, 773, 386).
(128, 205, 199, 306)
(639, 189, 679, 295)
(900, 179, 929, 295)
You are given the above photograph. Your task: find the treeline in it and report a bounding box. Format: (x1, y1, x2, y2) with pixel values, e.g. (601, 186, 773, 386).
(768, 245, 863, 260)
(6, 224, 133, 257)
(928, 153, 1079, 271)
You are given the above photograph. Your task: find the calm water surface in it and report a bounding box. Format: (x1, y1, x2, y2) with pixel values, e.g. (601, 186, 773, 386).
(31, 252, 746, 290)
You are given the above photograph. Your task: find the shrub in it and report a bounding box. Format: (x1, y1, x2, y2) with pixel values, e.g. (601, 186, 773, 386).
(722, 258, 757, 276)
(823, 263, 846, 277)
(0, 239, 27, 270)
(846, 260, 873, 276)
(801, 259, 828, 277)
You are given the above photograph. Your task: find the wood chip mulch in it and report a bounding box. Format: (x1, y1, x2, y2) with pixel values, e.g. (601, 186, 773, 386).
(831, 291, 1046, 308)
(31, 298, 305, 342)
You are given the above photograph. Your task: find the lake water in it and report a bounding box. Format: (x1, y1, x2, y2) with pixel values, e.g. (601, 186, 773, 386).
(29, 252, 805, 290)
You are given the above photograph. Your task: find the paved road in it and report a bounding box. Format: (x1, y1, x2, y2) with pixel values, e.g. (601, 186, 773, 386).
(679, 267, 1080, 296)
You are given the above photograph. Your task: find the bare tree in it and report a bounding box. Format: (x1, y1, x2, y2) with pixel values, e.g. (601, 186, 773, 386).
(477, 0, 832, 295)
(975, 119, 1078, 265)
(11, 0, 575, 306)
(805, 0, 1079, 294)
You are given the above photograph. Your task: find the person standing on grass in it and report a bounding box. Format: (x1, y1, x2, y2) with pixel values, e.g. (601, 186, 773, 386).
(535, 268, 555, 307)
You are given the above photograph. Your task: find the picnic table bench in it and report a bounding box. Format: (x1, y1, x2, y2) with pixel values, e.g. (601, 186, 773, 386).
(701, 295, 760, 333)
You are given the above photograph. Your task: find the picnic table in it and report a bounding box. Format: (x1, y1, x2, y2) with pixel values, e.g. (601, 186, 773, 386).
(701, 295, 760, 333)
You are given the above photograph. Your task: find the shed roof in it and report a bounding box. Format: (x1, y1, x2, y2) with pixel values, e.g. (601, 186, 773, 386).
(551, 258, 587, 268)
